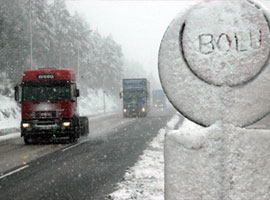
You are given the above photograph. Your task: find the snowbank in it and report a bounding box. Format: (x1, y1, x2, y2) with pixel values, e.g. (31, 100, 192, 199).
(0, 132, 20, 142)
(0, 94, 20, 131)
(109, 113, 181, 200)
(165, 118, 270, 200)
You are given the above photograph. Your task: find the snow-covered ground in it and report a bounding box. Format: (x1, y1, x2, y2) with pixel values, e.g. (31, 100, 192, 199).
(109, 114, 181, 200)
(0, 93, 20, 130)
(0, 132, 20, 142)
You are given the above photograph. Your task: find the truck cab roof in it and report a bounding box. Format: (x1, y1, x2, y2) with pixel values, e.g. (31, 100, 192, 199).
(22, 69, 76, 83)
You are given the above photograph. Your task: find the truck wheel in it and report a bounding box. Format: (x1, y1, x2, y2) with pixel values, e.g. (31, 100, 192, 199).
(69, 134, 77, 143)
(24, 136, 34, 145)
(140, 113, 147, 118)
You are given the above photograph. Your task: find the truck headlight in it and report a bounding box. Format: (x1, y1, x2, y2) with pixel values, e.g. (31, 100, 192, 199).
(123, 109, 127, 113)
(22, 123, 30, 128)
(62, 122, 71, 127)
(142, 107, 146, 112)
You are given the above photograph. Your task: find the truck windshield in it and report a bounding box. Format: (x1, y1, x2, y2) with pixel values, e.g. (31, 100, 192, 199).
(123, 91, 146, 98)
(22, 86, 70, 101)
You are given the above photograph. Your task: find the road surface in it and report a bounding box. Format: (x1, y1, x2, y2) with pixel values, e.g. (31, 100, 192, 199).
(0, 107, 175, 200)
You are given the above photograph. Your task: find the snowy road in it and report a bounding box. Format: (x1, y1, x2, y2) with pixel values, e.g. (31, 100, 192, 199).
(0, 108, 174, 200)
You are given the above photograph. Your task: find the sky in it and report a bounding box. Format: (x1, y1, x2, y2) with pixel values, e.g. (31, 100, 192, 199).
(66, 0, 270, 84)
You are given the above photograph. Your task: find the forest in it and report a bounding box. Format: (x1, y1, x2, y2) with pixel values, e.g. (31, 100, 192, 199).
(0, 0, 123, 96)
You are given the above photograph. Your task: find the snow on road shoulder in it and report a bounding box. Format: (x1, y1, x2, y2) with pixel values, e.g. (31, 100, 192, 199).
(108, 113, 181, 200)
(0, 132, 20, 142)
(0, 93, 20, 130)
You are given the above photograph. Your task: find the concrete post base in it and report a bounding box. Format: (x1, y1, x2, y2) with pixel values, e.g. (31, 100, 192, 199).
(165, 119, 270, 200)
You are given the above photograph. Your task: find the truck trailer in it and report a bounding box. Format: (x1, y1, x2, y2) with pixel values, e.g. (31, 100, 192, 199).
(120, 78, 150, 117)
(14, 69, 89, 144)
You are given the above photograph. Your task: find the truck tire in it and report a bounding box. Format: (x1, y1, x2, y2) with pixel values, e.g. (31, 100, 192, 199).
(140, 112, 147, 118)
(24, 136, 35, 145)
(24, 136, 30, 145)
(68, 134, 77, 143)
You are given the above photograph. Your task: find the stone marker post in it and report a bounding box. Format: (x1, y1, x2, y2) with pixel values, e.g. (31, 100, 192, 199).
(158, 0, 270, 199)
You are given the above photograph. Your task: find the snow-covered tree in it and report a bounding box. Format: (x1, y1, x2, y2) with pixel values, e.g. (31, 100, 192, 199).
(0, 0, 124, 97)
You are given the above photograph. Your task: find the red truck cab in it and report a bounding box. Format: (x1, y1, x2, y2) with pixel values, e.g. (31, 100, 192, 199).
(15, 69, 89, 144)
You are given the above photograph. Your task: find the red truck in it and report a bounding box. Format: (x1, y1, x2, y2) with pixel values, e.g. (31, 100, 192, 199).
(14, 69, 89, 144)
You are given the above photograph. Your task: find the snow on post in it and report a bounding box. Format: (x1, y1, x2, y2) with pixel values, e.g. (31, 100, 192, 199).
(159, 0, 270, 199)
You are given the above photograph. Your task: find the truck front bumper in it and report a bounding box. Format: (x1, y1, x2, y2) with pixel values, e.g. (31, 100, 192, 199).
(123, 107, 147, 117)
(21, 118, 74, 138)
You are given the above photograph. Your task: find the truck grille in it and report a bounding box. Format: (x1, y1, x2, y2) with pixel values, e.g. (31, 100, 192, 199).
(28, 110, 63, 118)
(33, 119, 59, 130)
(36, 120, 56, 125)
(35, 111, 56, 118)
(128, 103, 139, 108)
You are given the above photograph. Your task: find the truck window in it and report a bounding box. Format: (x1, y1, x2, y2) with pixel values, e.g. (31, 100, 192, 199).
(22, 85, 71, 101)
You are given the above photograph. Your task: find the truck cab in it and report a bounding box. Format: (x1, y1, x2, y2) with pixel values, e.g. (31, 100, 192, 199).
(15, 69, 89, 144)
(120, 78, 150, 117)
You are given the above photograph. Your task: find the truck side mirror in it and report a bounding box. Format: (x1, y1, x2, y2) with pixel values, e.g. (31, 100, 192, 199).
(119, 92, 122, 99)
(14, 85, 22, 103)
(75, 89, 80, 97)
